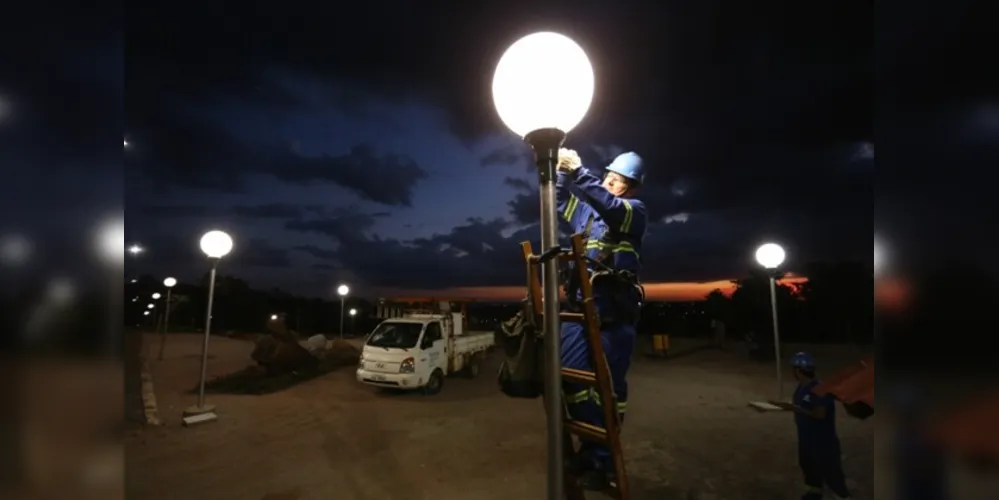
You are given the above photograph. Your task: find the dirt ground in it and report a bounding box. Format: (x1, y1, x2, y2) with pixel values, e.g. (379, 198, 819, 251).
(125, 333, 874, 500)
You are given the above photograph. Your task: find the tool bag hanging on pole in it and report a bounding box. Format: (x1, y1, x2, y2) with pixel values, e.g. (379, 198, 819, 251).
(495, 299, 545, 399)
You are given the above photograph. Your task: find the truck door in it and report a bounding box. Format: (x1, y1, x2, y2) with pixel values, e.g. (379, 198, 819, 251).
(421, 322, 447, 375)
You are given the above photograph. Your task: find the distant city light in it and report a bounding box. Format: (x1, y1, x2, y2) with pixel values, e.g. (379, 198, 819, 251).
(128, 244, 144, 255)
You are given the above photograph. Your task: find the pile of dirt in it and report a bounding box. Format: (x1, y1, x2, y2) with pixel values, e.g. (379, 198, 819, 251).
(252, 336, 319, 375)
(317, 339, 361, 371)
(198, 338, 362, 395)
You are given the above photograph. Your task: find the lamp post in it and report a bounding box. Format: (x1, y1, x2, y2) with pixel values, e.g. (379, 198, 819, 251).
(349, 308, 357, 336)
(159, 277, 177, 360)
(337, 284, 350, 339)
(184, 230, 233, 425)
(492, 31, 594, 500)
(755, 242, 786, 400)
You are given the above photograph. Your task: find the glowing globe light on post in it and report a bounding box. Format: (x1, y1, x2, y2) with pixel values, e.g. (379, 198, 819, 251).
(755, 243, 786, 269)
(199, 230, 233, 259)
(337, 284, 350, 339)
(492, 32, 594, 138)
(754, 242, 787, 400)
(186, 229, 234, 425)
(492, 31, 593, 500)
(151, 292, 161, 300)
(159, 277, 178, 361)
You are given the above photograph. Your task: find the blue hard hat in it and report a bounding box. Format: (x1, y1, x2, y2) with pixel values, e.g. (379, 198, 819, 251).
(791, 352, 815, 369)
(605, 152, 645, 184)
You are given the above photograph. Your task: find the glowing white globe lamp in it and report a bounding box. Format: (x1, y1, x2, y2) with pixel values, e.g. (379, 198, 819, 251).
(151, 292, 161, 300)
(163, 277, 177, 288)
(199, 230, 233, 259)
(492, 32, 594, 138)
(755, 243, 786, 269)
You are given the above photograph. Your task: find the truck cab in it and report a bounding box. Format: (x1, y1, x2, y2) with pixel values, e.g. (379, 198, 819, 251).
(356, 312, 492, 395)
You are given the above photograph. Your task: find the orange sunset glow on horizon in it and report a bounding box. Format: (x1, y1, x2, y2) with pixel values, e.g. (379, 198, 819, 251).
(377, 275, 809, 303)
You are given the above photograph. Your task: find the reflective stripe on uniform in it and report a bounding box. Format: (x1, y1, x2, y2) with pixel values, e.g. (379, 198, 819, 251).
(566, 389, 590, 404)
(572, 387, 627, 414)
(619, 199, 633, 233)
(585, 239, 637, 255)
(563, 195, 580, 221)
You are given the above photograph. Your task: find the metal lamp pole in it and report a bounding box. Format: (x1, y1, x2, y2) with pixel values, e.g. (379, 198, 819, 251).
(755, 242, 786, 401)
(337, 285, 349, 339)
(768, 274, 783, 400)
(159, 277, 177, 361)
(339, 297, 345, 339)
(526, 127, 567, 500)
(196, 258, 219, 409)
(492, 31, 593, 500)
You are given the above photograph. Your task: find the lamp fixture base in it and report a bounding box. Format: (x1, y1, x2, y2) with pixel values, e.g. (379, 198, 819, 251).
(525, 128, 567, 182)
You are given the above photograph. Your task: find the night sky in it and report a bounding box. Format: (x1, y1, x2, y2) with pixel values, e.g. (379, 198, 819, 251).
(4, 2, 888, 301)
(122, 2, 876, 301)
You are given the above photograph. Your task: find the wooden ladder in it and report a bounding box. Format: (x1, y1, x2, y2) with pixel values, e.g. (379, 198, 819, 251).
(521, 232, 630, 500)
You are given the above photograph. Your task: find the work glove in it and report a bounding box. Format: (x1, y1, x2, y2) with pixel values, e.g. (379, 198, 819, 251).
(557, 148, 582, 172)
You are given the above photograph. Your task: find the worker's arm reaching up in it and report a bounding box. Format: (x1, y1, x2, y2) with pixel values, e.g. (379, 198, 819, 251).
(566, 167, 646, 236)
(555, 149, 591, 233)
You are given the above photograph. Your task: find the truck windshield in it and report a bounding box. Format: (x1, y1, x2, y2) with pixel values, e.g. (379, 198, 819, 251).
(366, 322, 425, 349)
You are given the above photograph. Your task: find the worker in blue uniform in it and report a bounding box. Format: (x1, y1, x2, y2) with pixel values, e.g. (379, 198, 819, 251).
(555, 149, 647, 490)
(771, 352, 852, 500)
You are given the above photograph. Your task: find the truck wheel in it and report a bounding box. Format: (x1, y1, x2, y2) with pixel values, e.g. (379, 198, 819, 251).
(423, 369, 444, 396)
(464, 354, 481, 379)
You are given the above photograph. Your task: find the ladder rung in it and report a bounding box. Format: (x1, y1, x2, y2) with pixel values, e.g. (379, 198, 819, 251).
(566, 420, 609, 444)
(561, 367, 597, 386)
(559, 312, 585, 322)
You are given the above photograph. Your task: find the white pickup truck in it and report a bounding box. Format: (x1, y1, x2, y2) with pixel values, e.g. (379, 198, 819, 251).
(355, 312, 493, 395)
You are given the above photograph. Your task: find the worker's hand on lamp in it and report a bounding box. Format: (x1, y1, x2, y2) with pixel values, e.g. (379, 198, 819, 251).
(557, 148, 581, 172)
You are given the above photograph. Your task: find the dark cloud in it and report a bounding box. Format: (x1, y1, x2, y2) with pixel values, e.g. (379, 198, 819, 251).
(481, 149, 527, 167)
(503, 177, 532, 191)
(263, 145, 428, 206)
(507, 192, 539, 225)
(132, 233, 292, 274)
(126, 96, 429, 206)
(135, 203, 323, 220)
(334, 219, 536, 289)
(284, 209, 390, 243)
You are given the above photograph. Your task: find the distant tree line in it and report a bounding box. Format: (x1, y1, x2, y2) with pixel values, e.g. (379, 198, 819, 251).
(126, 260, 872, 344)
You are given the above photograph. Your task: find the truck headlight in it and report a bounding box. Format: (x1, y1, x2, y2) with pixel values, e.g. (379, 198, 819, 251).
(399, 357, 415, 374)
